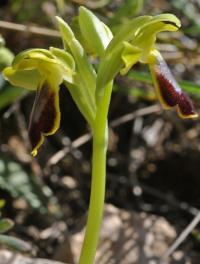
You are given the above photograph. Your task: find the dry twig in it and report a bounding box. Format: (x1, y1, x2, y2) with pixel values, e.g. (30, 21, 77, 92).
(46, 104, 162, 168)
(0, 20, 60, 37)
(160, 211, 200, 262)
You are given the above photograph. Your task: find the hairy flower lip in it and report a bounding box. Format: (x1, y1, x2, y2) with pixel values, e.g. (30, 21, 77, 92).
(149, 50, 198, 119)
(29, 81, 61, 156)
(177, 92, 198, 119)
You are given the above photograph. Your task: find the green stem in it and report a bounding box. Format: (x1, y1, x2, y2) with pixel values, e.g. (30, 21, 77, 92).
(78, 82, 113, 264)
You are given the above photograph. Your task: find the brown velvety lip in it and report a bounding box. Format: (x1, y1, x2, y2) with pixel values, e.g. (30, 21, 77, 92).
(151, 53, 198, 118)
(28, 82, 60, 156)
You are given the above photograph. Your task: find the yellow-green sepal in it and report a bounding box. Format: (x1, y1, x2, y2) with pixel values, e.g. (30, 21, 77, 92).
(50, 48, 75, 70)
(96, 45, 124, 98)
(120, 42, 141, 75)
(78, 6, 113, 57)
(106, 16, 152, 54)
(96, 16, 151, 100)
(3, 67, 41, 90)
(56, 16, 97, 123)
(3, 48, 76, 92)
(133, 14, 180, 63)
(64, 79, 96, 127)
(71, 16, 94, 55)
(12, 49, 54, 69)
(49, 47, 76, 84)
(56, 16, 96, 93)
(96, 42, 141, 98)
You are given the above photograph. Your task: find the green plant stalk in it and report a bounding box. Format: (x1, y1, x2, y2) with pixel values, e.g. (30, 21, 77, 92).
(79, 82, 113, 264)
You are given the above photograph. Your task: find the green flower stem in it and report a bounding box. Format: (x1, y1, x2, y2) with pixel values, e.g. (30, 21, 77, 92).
(78, 82, 113, 264)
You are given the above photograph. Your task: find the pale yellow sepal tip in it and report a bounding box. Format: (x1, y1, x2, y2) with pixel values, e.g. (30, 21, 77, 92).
(31, 149, 38, 157)
(177, 109, 199, 119)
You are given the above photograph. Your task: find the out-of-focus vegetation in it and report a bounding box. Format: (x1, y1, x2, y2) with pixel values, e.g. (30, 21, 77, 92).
(0, 154, 58, 212)
(0, 199, 31, 252)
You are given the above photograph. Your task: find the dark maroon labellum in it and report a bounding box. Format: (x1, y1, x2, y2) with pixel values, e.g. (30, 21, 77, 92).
(177, 92, 197, 117)
(151, 53, 198, 118)
(28, 82, 60, 155)
(155, 71, 179, 107)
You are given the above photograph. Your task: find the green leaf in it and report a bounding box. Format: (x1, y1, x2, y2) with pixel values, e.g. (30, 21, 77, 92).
(0, 219, 14, 234)
(79, 6, 113, 56)
(0, 234, 31, 252)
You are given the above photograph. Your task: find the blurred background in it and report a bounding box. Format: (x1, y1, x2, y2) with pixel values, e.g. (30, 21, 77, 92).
(0, 0, 200, 263)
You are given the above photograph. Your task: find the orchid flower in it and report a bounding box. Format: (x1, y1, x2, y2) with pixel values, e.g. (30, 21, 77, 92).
(2, 7, 198, 264)
(3, 48, 76, 156)
(149, 49, 197, 118)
